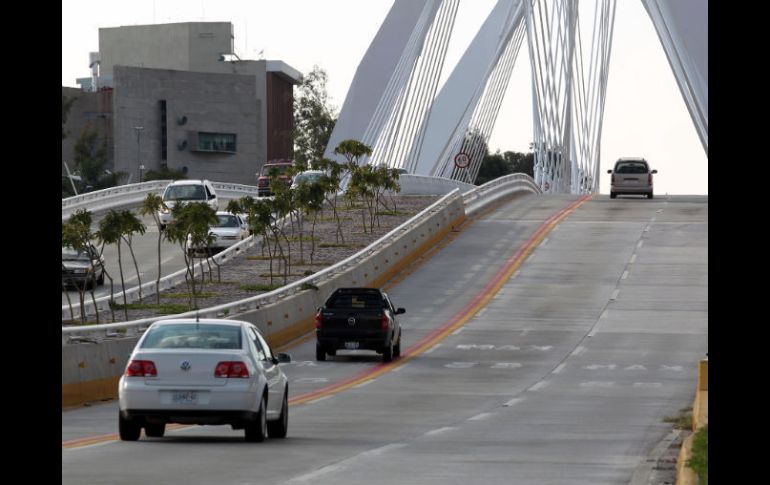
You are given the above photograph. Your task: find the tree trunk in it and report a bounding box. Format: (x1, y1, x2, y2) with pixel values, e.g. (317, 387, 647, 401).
(125, 237, 143, 302)
(156, 223, 162, 304)
(117, 242, 128, 320)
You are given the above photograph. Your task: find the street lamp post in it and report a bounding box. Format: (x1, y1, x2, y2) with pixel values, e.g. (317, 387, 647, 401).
(134, 126, 144, 183)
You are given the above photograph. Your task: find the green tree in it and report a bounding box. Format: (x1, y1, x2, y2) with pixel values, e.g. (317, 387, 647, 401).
(314, 158, 345, 243)
(63, 209, 101, 323)
(97, 210, 129, 320)
(476, 150, 535, 185)
(140, 193, 165, 303)
(144, 166, 187, 181)
(165, 202, 217, 309)
(62, 94, 76, 140)
(293, 66, 337, 167)
(73, 126, 114, 191)
(119, 210, 147, 302)
(292, 176, 326, 264)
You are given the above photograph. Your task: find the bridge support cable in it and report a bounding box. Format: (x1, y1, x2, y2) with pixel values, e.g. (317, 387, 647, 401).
(641, 0, 707, 154)
(526, 0, 579, 194)
(427, 0, 527, 184)
(323, 0, 435, 164)
(436, 18, 526, 184)
(368, 0, 460, 172)
(570, 0, 616, 194)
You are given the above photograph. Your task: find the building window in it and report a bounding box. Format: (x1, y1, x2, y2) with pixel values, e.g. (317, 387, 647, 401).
(196, 132, 236, 153)
(159, 100, 167, 161)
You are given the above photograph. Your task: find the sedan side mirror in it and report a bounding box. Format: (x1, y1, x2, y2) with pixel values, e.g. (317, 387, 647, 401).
(607, 169, 613, 174)
(396, 308, 406, 315)
(651, 169, 658, 174)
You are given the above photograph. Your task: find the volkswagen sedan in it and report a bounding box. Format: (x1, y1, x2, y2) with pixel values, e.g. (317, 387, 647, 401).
(118, 318, 291, 442)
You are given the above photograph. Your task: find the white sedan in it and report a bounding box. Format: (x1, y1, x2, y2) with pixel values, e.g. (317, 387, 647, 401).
(187, 211, 250, 255)
(118, 318, 291, 442)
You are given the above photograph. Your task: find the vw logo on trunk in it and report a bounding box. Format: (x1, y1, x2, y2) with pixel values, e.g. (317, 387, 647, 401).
(348, 317, 356, 326)
(180, 361, 191, 371)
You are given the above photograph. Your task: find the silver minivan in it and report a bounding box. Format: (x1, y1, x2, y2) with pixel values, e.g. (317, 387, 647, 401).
(607, 158, 657, 199)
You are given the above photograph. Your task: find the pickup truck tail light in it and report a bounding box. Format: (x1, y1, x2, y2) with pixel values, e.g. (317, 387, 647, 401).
(381, 314, 390, 330)
(314, 311, 323, 330)
(125, 360, 157, 377)
(648, 173, 652, 185)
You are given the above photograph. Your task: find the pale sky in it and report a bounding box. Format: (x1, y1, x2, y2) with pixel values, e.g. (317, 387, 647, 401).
(62, 0, 707, 195)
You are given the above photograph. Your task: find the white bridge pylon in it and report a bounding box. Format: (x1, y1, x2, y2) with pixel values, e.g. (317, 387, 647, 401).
(324, 0, 707, 193)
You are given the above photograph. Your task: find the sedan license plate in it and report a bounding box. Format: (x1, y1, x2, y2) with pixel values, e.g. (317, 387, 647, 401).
(172, 391, 198, 404)
(345, 341, 359, 350)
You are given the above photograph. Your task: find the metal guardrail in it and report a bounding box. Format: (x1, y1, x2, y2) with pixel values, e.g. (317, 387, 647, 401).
(62, 173, 540, 343)
(462, 173, 541, 216)
(62, 189, 465, 343)
(397, 174, 475, 195)
(61, 180, 261, 221)
(62, 181, 172, 221)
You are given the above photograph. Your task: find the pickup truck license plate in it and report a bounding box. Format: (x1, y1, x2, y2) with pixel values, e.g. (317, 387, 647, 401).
(172, 391, 198, 404)
(345, 341, 359, 350)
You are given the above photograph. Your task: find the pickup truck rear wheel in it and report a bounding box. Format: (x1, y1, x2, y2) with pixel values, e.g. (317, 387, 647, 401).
(383, 340, 394, 362)
(315, 342, 326, 361)
(393, 333, 401, 358)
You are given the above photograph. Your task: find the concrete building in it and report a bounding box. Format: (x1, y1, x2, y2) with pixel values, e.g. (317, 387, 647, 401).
(63, 22, 301, 186)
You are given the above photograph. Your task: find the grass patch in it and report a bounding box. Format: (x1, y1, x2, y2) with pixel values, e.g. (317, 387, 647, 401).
(376, 210, 412, 216)
(111, 302, 190, 314)
(164, 292, 219, 299)
(687, 424, 708, 484)
(662, 407, 693, 430)
(286, 235, 320, 242)
(318, 242, 366, 249)
(300, 283, 319, 291)
(240, 284, 283, 292)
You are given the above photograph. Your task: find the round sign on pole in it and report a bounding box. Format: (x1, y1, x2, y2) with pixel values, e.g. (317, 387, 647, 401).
(454, 152, 471, 168)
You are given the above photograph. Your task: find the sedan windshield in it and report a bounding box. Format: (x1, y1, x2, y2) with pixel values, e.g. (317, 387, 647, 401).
(62, 247, 91, 261)
(164, 184, 206, 201)
(215, 215, 240, 228)
(141, 324, 242, 349)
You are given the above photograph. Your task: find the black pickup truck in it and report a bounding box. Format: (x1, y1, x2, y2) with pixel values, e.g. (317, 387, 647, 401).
(315, 288, 405, 362)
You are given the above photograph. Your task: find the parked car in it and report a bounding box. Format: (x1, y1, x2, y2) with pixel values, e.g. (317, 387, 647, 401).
(257, 160, 294, 197)
(158, 180, 219, 228)
(315, 287, 405, 362)
(62, 244, 105, 290)
(118, 318, 291, 442)
(187, 211, 250, 256)
(607, 158, 657, 199)
(290, 170, 325, 190)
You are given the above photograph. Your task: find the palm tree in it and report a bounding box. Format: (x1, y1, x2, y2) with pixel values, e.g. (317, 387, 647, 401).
(139, 193, 165, 303)
(63, 210, 101, 324)
(165, 202, 217, 309)
(119, 210, 147, 301)
(97, 210, 128, 320)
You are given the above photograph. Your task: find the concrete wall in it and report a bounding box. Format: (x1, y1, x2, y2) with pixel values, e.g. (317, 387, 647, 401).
(98, 22, 233, 78)
(113, 66, 260, 184)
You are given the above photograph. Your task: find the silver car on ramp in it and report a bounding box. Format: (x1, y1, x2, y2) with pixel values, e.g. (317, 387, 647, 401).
(118, 318, 290, 442)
